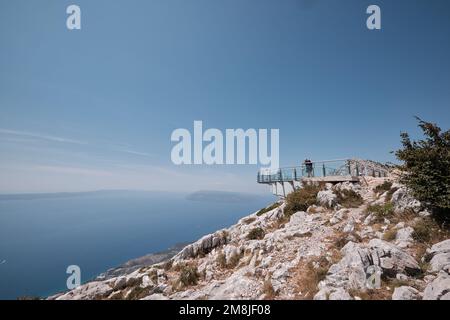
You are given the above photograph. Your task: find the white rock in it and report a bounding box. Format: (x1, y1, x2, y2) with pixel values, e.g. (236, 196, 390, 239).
(368, 239, 421, 277)
(391, 187, 421, 213)
(427, 239, 450, 273)
(394, 227, 414, 248)
(317, 190, 337, 208)
(392, 286, 420, 300)
(329, 209, 348, 225)
(423, 273, 450, 300)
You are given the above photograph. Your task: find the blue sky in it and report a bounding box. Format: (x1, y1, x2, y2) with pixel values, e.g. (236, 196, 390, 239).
(1, 0, 449, 193)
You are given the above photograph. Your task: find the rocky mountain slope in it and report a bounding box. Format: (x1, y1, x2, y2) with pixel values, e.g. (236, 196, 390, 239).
(50, 177, 450, 300)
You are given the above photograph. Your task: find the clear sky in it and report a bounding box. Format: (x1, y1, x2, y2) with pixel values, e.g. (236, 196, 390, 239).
(1, 0, 449, 194)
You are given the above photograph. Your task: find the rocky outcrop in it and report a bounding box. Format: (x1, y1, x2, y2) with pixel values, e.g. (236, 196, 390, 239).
(422, 240, 450, 300)
(390, 185, 422, 213)
(423, 274, 450, 300)
(51, 177, 450, 301)
(314, 239, 420, 300)
(174, 230, 229, 261)
(427, 239, 450, 273)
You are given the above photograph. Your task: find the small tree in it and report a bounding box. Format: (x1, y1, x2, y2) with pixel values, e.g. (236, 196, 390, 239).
(395, 117, 450, 217)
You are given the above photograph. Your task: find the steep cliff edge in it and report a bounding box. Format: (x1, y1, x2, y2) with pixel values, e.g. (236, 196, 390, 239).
(50, 177, 450, 300)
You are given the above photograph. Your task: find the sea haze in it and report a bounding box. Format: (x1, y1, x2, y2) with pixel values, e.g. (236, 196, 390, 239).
(0, 190, 275, 299)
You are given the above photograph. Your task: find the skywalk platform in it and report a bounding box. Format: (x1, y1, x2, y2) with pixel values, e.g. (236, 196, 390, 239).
(257, 159, 388, 197)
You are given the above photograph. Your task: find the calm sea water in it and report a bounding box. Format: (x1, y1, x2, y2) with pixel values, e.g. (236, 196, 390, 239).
(0, 191, 275, 299)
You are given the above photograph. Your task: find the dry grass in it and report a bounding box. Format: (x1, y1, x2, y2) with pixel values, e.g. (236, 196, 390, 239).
(216, 250, 242, 269)
(412, 217, 450, 244)
(348, 288, 392, 300)
(285, 183, 324, 216)
(227, 251, 242, 269)
(216, 251, 227, 269)
(382, 228, 397, 242)
(262, 279, 276, 299)
(331, 231, 362, 250)
(335, 189, 364, 208)
(293, 252, 341, 300)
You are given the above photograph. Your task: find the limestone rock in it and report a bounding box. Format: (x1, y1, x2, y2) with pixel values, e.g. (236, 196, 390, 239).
(175, 230, 228, 260)
(423, 273, 450, 300)
(329, 209, 348, 225)
(368, 239, 421, 277)
(394, 227, 414, 248)
(317, 190, 337, 208)
(391, 186, 421, 213)
(392, 286, 420, 300)
(427, 239, 450, 273)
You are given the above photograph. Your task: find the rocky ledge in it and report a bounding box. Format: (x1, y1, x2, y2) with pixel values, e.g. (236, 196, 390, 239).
(49, 177, 450, 300)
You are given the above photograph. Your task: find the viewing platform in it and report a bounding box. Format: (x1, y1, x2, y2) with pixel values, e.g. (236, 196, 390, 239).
(257, 159, 389, 197)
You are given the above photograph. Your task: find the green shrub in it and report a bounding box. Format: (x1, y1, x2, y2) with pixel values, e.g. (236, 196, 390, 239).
(246, 227, 265, 240)
(395, 117, 450, 218)
(335, 189, 364, 208)
(374, 181, 393, 195)
(366, 203, 395, 222)
(285, 184, 323, 215)
(256, 202, 280, 216)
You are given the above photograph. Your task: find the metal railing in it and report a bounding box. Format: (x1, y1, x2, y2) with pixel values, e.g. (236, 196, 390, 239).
(257, 159, 388, 184)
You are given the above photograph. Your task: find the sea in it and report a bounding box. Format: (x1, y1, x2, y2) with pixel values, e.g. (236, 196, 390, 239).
(0, 190, 275, 299)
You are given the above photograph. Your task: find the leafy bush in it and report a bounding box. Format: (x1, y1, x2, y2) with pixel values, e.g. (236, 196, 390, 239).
(374, 181, 393, 195)
(256, 202, 280, 216)
(246, 227, 265, 240)
(396, 117, 450, 217)
(335, 189, 364, 208)
(285, 183, 323, 215)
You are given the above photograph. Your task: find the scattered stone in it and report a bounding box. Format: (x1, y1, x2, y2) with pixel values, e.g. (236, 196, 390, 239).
(317, 190, 337, 208)
(392, 286, 420, 300)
